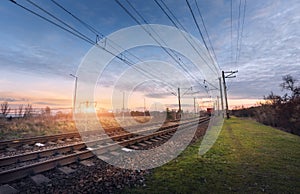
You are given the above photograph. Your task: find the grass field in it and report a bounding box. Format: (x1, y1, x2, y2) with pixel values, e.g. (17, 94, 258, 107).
(128, 117, 300, 193)
(0, 118, 76, 140)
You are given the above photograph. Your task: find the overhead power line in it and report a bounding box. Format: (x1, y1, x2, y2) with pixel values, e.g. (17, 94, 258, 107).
(153, 0, 219, 79)
(185, 0, 217, 71)
(235, 0, 242, 65)
(237, 0, 247, 63)
(50, 0, 150, 67)
(228, 0, 247, 91)
(50, 0, 101, 36)
(9, 0, 179, 92)
(30, 0, 214, 94)
(194, 0, 220, 69)
(48, 0, 178, 92)
(25, 0, 94, 45)
(9, 0, 95, 45)
(230, 0, 233, 67)
(121, 0, 197, 82)
(115, 0, 211, 90)
(230, 0, 247, 67)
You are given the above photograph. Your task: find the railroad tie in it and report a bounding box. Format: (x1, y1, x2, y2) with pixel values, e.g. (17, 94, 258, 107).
(80, 160, 95, 167)
(30, 174, 51, 185)
(58, 166, 76, 174)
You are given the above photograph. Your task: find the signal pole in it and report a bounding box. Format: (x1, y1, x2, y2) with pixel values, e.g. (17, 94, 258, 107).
(222, 70, 238, 119)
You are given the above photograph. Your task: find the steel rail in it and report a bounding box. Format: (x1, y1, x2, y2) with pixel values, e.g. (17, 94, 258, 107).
(0, 117, 209, 183)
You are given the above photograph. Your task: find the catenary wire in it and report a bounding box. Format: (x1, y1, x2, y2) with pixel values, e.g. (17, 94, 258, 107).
(9, 0, 179, 92)
(194, 0, 220, 69)
(153, 0, 219, 81)
(185, 0, 217, 74)
(235, 0, 242, 65)
(116, 0, 213, 91)
(49, 0, 179, 93)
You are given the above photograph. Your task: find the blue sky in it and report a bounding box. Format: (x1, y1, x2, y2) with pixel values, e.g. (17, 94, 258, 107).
(0, 0, 299, 109)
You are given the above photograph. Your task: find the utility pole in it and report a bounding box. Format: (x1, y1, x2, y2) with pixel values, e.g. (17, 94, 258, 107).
(178, 87, 181, 113)
(217, 96, 220, 116)
(193, 97, 196, 115)
(122, 92, 125, 120)
(70, 74, 78, 112)
(144, 98, 146, 117)
(218, 77, 224, 116)
(222, 70, 238, 119)
(171, 87, 192, 120)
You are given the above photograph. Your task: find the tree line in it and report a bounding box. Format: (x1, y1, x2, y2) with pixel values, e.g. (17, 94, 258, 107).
(0, 103, 34, 119)
(0, 103, 72, 120)
(232, 75, 300, 135)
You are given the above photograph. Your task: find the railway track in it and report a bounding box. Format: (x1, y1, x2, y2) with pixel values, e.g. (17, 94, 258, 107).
(0, 117, 209, 183)
(0, 117, 195, 153)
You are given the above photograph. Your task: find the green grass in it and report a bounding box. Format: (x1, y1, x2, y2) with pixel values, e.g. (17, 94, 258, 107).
(127, 117, 300, 193)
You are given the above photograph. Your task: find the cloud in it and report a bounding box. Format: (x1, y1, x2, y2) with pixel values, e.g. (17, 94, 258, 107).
(214, 0, 300, 100)
(1, 0, 299, 109)
(0, 97, 28, 102)
(145, 92, 173, 99)
(0, 93, 71, 108)
(165, 103, 196, 109)
(0, 43, 78, 78)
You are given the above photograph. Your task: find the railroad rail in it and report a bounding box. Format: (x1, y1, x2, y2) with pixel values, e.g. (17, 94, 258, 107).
(0, 117, 197, 151)
(0, 132, 81, 151)
(0, 117, 209, 183)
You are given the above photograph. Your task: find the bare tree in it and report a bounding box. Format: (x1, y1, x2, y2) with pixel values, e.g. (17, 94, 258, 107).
(0, 102, 11, 118)
(236, 75, 300, 135)
(257, 75, 300, 134)
(264, 92, 282, 106)
(23, 104, 33, 118)
(18, 105, 23, 118)
(45, 106, 51, 116)
(280, 75, 300, 100)
(41, 106, 51, 120)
